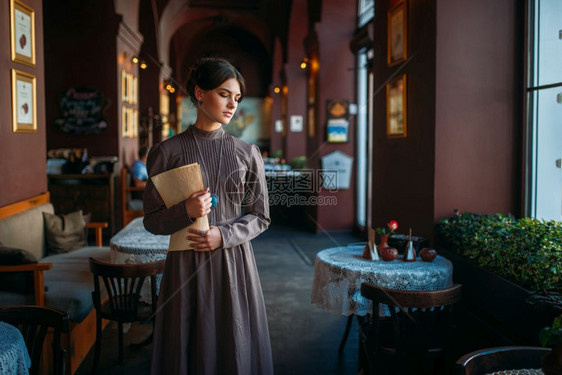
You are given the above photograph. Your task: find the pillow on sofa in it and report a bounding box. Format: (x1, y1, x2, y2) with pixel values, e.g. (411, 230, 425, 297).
(0, 245, 38, 265)
(0, 243, 38, 294)
(43, 210, 86, 254)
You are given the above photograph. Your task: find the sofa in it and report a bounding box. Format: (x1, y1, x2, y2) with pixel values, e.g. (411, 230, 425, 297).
(0, 192, 111, 374)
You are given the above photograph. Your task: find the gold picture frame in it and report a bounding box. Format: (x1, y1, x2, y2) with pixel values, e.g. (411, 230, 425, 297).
(386, 74, 407, 138)
(387, 2, 407, 67)
(11, 69, 37, 133)
(10, 0, 36, 67)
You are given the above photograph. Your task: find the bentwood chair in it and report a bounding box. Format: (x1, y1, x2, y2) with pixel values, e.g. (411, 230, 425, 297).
(360, 283, 463, 375)
(89, 257, 165, 373)
(455, 346, 552, 374)
(0, 305, 70, 375)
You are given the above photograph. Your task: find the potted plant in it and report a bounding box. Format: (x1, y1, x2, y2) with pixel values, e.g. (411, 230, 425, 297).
(435, 212, 562, 345)
(375, 220, 399, 249)
(540, 313, 562, 375)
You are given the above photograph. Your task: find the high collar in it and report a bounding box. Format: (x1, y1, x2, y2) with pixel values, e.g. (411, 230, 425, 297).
(190, 125, 225, 139)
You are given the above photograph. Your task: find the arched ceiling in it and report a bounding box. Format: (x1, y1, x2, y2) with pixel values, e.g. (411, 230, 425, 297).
(156, 0, 291, 74)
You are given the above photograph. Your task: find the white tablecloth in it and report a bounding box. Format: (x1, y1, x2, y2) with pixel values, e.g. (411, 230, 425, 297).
(311, 245, 454, 316)
(0, 322, 30, 375)
(110, 217, 169, 301)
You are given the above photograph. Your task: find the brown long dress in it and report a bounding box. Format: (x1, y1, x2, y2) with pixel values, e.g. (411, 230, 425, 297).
(144, 125, 273, 375)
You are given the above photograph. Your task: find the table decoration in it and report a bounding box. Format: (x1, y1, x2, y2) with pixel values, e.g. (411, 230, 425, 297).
(403, 228, 416, 262)
(380, 246, 398, 261)
(420, 248, 437, 262)
(376, 219, 398, 255)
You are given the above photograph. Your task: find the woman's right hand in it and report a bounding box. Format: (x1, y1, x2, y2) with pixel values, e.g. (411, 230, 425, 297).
(185, 188, 211, 219)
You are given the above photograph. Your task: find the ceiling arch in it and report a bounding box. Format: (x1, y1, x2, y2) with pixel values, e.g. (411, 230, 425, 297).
(159, 0, 275, 71)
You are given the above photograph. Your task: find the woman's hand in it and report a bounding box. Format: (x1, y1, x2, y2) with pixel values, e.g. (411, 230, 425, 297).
(186, 226, 223, 251)
(185, 188, 211, 218)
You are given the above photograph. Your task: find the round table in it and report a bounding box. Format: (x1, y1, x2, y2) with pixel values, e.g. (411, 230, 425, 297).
(311, 245, 454, 317)
(110, 217, 169, 264)
(110, 217, 170, 302)
(0, 322, 31, 375)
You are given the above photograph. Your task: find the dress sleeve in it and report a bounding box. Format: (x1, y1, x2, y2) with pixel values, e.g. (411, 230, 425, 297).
(143, 144, 194, 235)
(217, 145, 271, 248)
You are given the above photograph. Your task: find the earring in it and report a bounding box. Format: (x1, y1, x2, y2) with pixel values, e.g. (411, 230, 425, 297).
(198, 100, 203, 106)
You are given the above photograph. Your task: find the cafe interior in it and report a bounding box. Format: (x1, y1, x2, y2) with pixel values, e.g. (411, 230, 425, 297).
(1, 0, 561, 374)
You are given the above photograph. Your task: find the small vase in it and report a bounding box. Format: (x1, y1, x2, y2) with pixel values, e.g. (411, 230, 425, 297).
(403, 240, 417, 262)
(378, 234, 390, 255)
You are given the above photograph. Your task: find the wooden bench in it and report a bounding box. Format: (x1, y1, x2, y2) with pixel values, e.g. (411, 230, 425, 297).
(0, 192, 111, 374)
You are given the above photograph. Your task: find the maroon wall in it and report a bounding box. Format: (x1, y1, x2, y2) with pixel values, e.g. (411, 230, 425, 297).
(269, 38, 284, 154)
(0, 0, 47, 206)
(43, 0, 121, 158)
(371, 0, 437, 238)
(284, 0, 308, 161)
(434, 0, 522, 221)
(314, 0, 357, 231)
(139, 0, 161, 148)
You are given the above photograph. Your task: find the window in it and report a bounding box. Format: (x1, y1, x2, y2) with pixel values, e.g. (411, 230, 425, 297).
(358, 0, 374, 28)
(525, 0, 562, 220)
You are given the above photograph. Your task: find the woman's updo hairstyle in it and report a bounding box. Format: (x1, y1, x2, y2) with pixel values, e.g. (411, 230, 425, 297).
(185, 57, 246, 105)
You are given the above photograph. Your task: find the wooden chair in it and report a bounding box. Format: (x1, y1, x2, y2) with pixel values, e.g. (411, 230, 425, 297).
(89, 257, 165, 373)
(120, 167, 144, 227)
(360, 283, 463, 375)
(455, 346, 551, 374)
(0, 305, 70, 375)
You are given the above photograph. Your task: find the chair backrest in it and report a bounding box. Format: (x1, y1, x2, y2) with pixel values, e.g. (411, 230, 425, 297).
(89, 257, 165, 323)
(0, 305, 70, 375)
(455, 346, 551, 375)
(360, 283, 463, 373)
(361, 283, 463, 309)
(120, 167, 144, 227)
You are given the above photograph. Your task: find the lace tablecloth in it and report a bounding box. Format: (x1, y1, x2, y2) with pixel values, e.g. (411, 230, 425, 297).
(110, 217, 169, 301)
(311, 245, 454, 316)
(0, 322, 31, 375)
(487, 370, 544, 375)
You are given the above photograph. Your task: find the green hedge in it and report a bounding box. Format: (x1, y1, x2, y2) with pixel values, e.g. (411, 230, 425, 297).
(435, 212, 562, 292)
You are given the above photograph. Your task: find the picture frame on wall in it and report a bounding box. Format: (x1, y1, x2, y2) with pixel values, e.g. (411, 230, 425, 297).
(10, 0, 35, 67)
(11, 69, 37, 133)
(326, 99, 350, 143)
(386, 74, 407, 138)
(387, 1, 407, 67)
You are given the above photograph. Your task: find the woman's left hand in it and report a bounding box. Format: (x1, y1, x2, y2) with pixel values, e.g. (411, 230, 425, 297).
(186, 226, 223, 251)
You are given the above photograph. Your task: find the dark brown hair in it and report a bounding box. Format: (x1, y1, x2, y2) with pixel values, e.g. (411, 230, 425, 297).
(185, 57, 246, 104)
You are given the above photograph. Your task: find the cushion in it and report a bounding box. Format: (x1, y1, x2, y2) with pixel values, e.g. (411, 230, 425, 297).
(0, 244, 38, 294)
(0, 245, 38, 265)
(43, 246, 111, 322)
(43, 210, 86, 254)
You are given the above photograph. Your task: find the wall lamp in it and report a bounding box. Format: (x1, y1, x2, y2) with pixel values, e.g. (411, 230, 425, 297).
(273, 86, 281, 94)
(164, 80, 176, 94)
(131, 55, 139, 64)
(300, 58, 309, 70)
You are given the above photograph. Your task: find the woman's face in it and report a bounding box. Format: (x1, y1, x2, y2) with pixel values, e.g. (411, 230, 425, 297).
(198, 78, 241, 125)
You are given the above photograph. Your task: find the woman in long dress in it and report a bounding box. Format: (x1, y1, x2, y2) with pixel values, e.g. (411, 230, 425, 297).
(144, 57, 273, 374)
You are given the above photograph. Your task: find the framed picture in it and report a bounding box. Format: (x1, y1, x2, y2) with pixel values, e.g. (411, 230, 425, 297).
(326, 99, 350, 143)
(10, 0, 35, 67)
(387, 2, 407, 66)
(386, 74, 407, 138)
(11, 69, 37, 133)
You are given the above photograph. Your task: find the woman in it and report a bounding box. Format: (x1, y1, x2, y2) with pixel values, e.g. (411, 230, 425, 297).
(143, 57, 273, 374)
